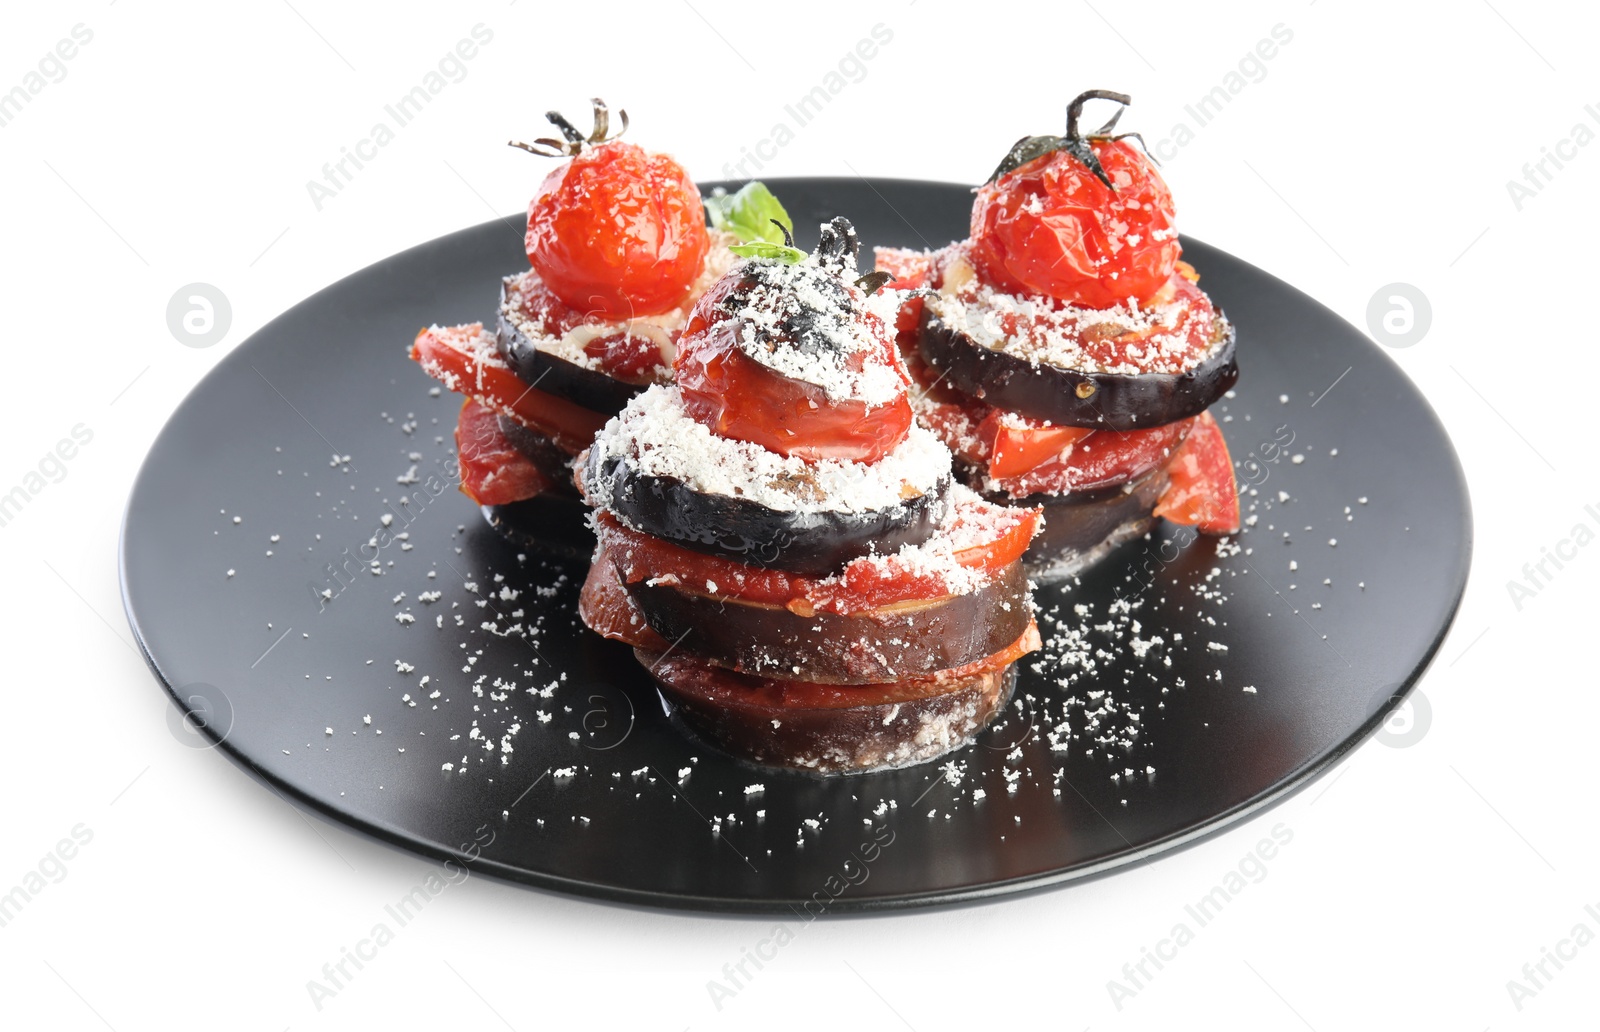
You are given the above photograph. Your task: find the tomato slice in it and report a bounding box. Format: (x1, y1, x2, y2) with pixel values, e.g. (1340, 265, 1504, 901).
(832, 503, 1039, 607)
(454, 399, 552, 506)
(579, 542, 670, 650)
(1153, 411, 1241, 534)
(675, 318, 912, 464)
(872, 248, 937, 361)
(912, 360, 1194, 499)
(582, 330, 669, 382)
(979, 411, 1095, 479)
(594, 495, 1039, 615)
(510, 272, 671, 383)
(987, 416, 1192, 498)
(873, 246, 935, 290)
(510, 270, 590, 338)
(915, 397, 988, 466)
(410, 323, 608, 455)
(884, 293, 925, 360)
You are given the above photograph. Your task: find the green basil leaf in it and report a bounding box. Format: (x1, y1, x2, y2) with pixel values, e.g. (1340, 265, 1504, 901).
(728, 241, 806, 264)
(706, 182, 795, 246)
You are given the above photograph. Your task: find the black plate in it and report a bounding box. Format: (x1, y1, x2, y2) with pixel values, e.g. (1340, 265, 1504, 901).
(120, 178, 1470, 913)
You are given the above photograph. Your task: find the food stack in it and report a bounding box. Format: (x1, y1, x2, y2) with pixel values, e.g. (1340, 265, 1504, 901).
(577, 217, 1043, 773)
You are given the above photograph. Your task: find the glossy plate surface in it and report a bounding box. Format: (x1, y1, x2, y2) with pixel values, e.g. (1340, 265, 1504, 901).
(121, 178, 1470, 912)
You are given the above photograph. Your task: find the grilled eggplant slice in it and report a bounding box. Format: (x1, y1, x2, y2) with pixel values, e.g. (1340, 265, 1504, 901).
(495, 415, 580, 497)
(495, 276, 664, 416)
(624, 560, 1031, 684)
(479, 494, 593, 562)
(918, 301, 1237, 430)
(1005, 464, 1169, 582)
(641, 638, 1025, 774)
(587, 453, 948, 576)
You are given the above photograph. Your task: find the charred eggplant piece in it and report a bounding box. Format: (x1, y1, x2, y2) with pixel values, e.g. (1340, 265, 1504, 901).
(644, 648, 1019, 774)
(495, 278, 660, 416)
(1005, 464, 1169, 582)
(495, 416, 580, 497)
(918, 303, 1238, 430)
(625, 561, 1031, 684)
(479, 494, 593, 562)
(587, 454, 948, 576)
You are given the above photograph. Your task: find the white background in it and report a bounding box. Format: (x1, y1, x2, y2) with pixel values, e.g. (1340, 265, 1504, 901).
(2, 1, 1595, 1028)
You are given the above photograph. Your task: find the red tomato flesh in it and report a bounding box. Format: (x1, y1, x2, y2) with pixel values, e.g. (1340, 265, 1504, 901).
(984, 414, 1193, 498)
(873, 246, 935, 290)
(834, 502, 1039, 606)
(674, 309, 912, 464)
(910, 347, 1194, 498)
(582, 331, 668, 383)
(980, 413, 1095, 479)
(454, 399, 551, 506)
(970, 142, 1181, 308)
(410, 323, 608, 455)
(525, 141, 709, 319)
(1153, 411, 1241, 534)
(579, 544, 671, 651)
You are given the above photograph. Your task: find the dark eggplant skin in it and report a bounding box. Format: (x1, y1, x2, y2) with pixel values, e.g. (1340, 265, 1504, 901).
(1003, 464, 1170, 582)
(495, 277, 662, 416)
(625, 561, 1031, 685)
(587, 453, 948, 577)
(495, 415, 580, 498)
(644, 650, 1018, 774)
(479, 494, 593, 563)
(918, 302, 1238, 430)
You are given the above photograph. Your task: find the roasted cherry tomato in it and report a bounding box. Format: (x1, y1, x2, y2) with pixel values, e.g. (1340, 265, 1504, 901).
(674, 273, 913, 464)
(1153, 411, 1240, 534)
(410, 323, 608, 454)
(455, 399, 551, 506)
(970, 107, 1179, 308)
(525, 140, 708, 319)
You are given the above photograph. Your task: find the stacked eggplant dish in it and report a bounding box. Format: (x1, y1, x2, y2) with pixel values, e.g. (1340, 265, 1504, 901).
(410, 100, 745, 556)
(409, 92, 1241, 773)
(578, 216, 1043, 773)
(877, 90, 1241, 580)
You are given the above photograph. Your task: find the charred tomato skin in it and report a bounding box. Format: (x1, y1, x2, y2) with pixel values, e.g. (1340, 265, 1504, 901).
(970, 142, 1180, 308)
(525, 140, 709, 319)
